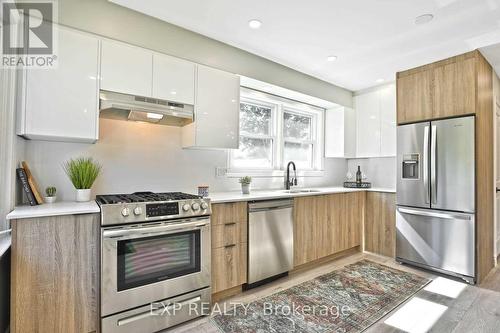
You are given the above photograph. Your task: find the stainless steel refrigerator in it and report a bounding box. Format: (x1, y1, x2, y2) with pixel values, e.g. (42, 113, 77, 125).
(396, 115, 475, 283)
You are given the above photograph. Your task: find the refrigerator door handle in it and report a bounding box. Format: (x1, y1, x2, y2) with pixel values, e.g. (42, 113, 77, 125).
(397, 207, 472, 220)
(423, 125, 430, 204)
(431, 125, 437, 204)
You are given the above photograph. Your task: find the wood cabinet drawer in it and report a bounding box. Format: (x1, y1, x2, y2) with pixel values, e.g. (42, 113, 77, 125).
(211, 202, 247, 226)
(211, 222, 247, 249)
(211, 243, 247, 293)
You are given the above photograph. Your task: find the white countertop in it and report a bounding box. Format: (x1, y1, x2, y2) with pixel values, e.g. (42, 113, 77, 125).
(5, 187, 395, 219)
(6, 201, 100, 220)
(208, 186, 395, 203)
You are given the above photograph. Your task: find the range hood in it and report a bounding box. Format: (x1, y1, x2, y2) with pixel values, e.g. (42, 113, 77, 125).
(99, 90, 194, 126)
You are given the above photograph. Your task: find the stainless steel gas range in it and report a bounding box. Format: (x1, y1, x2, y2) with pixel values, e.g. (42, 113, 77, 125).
(96, 192, 211, 333)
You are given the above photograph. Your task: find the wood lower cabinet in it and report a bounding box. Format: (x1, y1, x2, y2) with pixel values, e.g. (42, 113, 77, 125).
(341, 192, 364, 252)
(294, 192, 364, 267)
(211, 202, 247, 294)
(10, 213, 99, 333)
(211, 244, 247, 293)
(364, 192, 396, 257)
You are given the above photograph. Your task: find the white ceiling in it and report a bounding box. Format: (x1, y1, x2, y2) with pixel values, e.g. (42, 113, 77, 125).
(110, 0, 500, 91)
(481, 43, 500, 77)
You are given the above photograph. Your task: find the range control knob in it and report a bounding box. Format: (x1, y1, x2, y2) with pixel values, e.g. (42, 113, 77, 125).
(133, 207, 142, 216)
(200, 202, 209, 210)
(121, 207, 130, 217)
(191, 202, 200, 211)
(182, 204, 191, 212)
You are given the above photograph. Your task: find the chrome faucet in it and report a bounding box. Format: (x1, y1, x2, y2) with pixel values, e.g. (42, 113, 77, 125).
(285, 161, 298, 190)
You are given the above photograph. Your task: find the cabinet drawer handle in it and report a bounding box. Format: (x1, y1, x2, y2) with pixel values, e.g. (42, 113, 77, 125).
(224, 244, 236, 248)
(224, 222, 236, 226)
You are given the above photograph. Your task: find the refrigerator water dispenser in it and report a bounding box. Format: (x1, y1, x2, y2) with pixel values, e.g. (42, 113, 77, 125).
(402, 154, 419, 179)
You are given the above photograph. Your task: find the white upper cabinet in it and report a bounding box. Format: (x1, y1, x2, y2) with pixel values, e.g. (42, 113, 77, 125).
(379, 84, 397, 156)
(354, 84, 396, 158)
(355, 90, 381, 157)
(18, 27, 100, 143)
(182, 65, 240, 149)
(325, 107, 356, 158)
(152, 53, 195, 104)
(101, 40, 152, 97)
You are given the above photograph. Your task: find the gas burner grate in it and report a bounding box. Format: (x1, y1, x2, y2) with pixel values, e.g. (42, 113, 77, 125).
(96, 191, 201, 204)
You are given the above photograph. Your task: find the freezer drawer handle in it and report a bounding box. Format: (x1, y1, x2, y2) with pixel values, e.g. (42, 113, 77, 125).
(398, 208, 471, 221)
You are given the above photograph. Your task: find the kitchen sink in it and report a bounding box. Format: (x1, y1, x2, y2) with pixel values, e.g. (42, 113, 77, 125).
(281, 189, 321, 194)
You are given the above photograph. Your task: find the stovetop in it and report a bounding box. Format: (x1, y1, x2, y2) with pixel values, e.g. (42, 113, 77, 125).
(96, 191, 201, 205)
(97, 191, 211, 226)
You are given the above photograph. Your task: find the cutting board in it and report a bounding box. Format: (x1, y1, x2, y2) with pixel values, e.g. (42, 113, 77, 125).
(21, 161, 44, 204)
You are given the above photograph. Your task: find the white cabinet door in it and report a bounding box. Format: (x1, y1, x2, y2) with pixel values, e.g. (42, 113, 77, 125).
(22, 27, 99, 142)
(379, 84, 397, 156)
(152, 53, 195, 104)
(355, 91, 381, 157)
(183, 65, 240, 149)
(101, 40, 152, 97)
(325, 107, 356, 158)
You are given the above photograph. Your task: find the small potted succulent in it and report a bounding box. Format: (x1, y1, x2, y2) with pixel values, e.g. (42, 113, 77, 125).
(239, 176, 252, 194)
(44, 186, 57, 204)
(63, 157, 102, 202)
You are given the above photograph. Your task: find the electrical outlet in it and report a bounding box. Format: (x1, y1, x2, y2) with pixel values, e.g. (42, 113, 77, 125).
(215, 167, 228, 177)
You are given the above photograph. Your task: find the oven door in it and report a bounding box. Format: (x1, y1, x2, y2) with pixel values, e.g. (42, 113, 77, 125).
(101, 217, 210, 316)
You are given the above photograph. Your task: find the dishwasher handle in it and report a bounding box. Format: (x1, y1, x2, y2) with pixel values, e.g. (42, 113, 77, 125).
(249, 199, 294, 212)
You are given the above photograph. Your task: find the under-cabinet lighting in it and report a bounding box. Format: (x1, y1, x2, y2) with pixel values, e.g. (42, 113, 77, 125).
(147, 113, 164, 120)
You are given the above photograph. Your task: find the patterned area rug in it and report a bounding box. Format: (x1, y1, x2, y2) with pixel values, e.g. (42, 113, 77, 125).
(212, 260, 430, 333)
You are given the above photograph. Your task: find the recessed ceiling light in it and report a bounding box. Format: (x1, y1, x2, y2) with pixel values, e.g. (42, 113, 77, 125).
(415, 14, 434, 25)
(248, 19, 262, 29)
(376, 78, 385, 83)
(327, 55, 338, 62)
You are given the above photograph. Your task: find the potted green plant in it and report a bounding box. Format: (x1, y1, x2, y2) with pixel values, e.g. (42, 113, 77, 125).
(44, 186, 57, 204)
(239, 176, 252, 194)
(63, 157, 102, 202)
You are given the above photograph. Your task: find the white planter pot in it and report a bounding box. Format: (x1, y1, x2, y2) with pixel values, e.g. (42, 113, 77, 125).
(241, 184, 250, 194)
(44, 196, 56, 204)
(76, 189, 91, 202)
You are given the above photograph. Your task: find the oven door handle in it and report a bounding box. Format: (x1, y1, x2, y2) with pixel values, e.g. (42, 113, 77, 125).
(117, 296, 202, 327)
(103, 219, 209, 239)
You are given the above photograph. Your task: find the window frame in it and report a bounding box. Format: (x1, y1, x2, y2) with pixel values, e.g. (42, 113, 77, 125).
(228, 88, 325, 176)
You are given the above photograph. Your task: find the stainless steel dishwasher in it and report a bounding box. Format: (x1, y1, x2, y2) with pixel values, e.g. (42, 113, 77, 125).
(247, 199, 294, 286)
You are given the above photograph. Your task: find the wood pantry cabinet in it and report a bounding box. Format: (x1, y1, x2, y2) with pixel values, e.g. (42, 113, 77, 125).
(210, 202, 247, 295)
(396, 51, 483, 124)
(397, 50, 495, 282)
(293, 192, 364, 267)
(10, 214, 99, 333)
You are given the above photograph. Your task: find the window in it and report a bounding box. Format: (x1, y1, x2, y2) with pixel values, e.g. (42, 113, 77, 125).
(229, 89, 324, 173)
(283, 111, 314, 169)
(230, 100, 276, 169)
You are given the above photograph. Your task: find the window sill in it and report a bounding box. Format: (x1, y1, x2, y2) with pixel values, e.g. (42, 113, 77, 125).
(225, 169, 325, 178)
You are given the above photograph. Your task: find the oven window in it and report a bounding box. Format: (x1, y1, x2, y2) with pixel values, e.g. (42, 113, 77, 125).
(117, 230, 201, 291)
